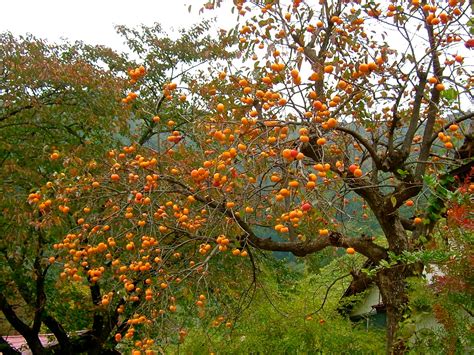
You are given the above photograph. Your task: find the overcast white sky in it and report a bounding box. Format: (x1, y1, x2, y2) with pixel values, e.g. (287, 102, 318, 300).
(1, 1, 471, 69)
(0, 0, 229, 51)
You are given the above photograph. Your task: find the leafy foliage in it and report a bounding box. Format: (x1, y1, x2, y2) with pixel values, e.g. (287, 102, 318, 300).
(0, 32, 129, 342)
(174, 256, 385, 354)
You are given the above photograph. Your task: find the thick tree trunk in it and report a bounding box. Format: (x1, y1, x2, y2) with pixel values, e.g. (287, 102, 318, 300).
(47, 332, 119, 354)
(377, 267, 409, 354)
(0, 293, 45, 355)
(22, 335, 45, 355)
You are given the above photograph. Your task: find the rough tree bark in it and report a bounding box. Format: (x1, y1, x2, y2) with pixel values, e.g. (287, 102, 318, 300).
(377, 267, 410, 354)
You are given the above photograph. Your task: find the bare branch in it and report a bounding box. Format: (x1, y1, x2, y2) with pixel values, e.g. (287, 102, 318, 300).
(415, 12, 444, 178)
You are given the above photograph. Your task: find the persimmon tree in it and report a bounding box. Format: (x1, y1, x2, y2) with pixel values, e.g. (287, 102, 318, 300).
(0, 33, 130, 354)
(114, 21, 239, 145)
(0, 26, 240, 354)
(15, 0, 474, 354)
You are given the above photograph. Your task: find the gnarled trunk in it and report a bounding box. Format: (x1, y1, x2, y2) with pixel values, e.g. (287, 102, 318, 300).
(377, 267, 409, 354)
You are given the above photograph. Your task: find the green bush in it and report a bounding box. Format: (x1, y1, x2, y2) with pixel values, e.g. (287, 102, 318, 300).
(171, 255, 385, 354)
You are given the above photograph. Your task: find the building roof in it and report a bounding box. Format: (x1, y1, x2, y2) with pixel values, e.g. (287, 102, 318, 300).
(1, 334, 57, 354)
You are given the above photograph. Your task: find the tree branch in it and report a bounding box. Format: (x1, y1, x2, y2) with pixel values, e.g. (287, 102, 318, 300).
(415, 12, 443, 178)
(401, 71, 427, 158)
(307, 273, 351, 317)
(138, 91, 166, 146)
(162, 177, 388, 263)
(383, 181, 423, 213)
(0, 293, 32, 339)
(246, 230, 387, 262)
(400, 217, 415, 231)
(429, 111, 474, 146)
(335, 126, 382, 169)
(0, 293, 45, 354)
(31, 256, 45, 334)
(90, 282, 104, 340)
(388, 86, 405, 156)
(43, 315, 72, 352)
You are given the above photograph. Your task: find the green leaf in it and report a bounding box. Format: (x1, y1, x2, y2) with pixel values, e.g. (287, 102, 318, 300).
(397, 169, 408, 177)
(423, 175, 436, 186)
(441, 88, 458, 103)
(467, 18, 474, 34)
(391, 196, 397, 208)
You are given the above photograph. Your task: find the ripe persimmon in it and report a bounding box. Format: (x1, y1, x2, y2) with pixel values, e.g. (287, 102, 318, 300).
(359, 63, 369, 73)
(324, 65, 334, 73)
(216, 103, 225, 112)
(353, 168, 363, 177)
(346, 247, 355, 255)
